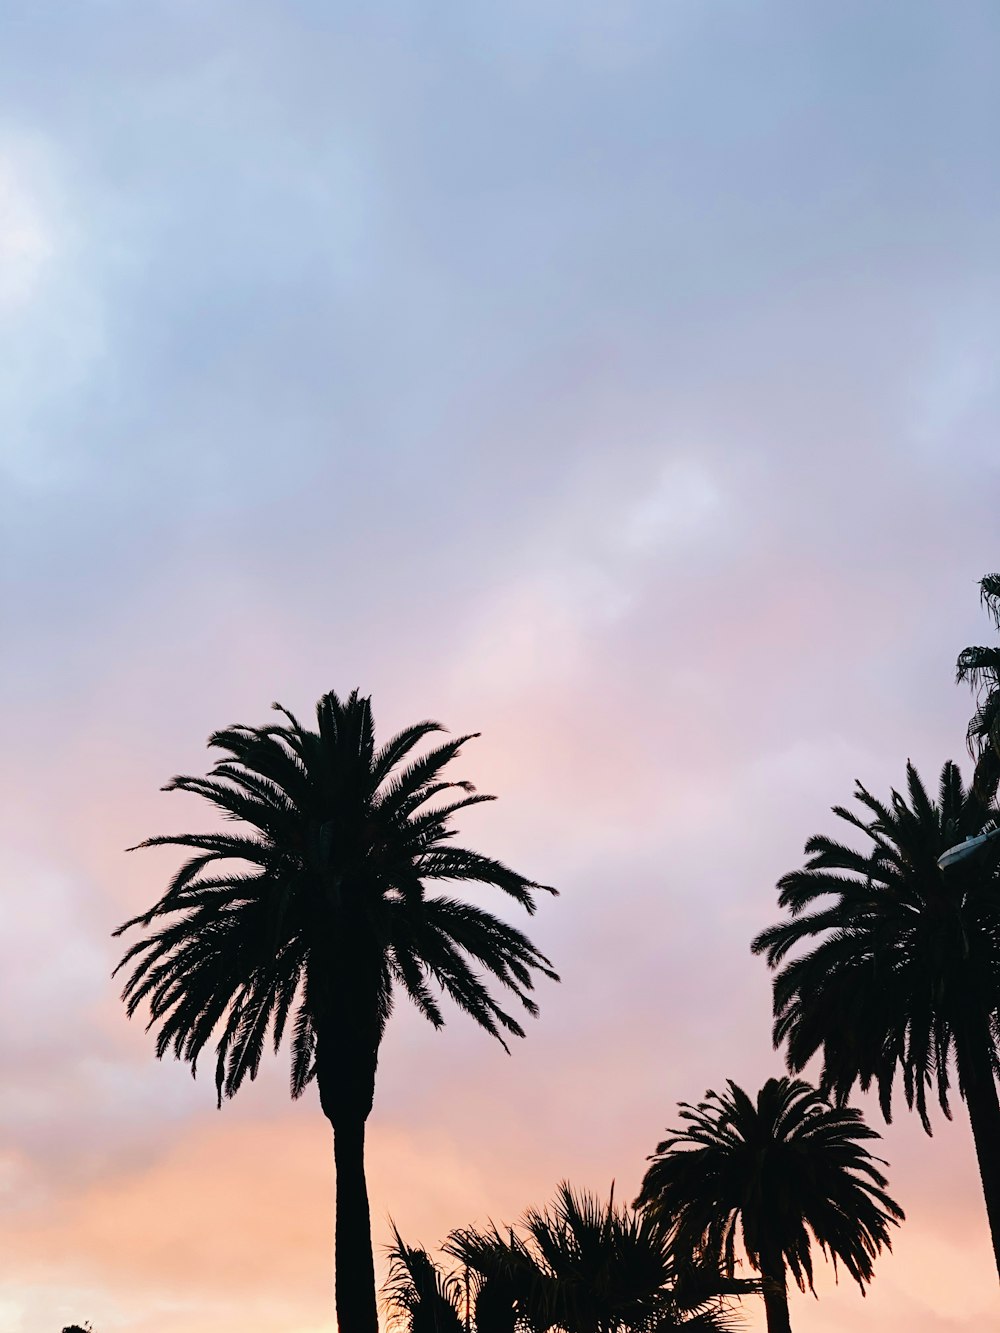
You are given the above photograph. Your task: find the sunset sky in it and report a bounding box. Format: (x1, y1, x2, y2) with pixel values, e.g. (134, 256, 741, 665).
(3, 3, 1000, 1331)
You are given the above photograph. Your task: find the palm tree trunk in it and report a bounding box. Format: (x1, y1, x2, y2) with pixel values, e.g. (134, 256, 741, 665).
(332, 1112, 379, 1333)
(314, 945, 382, 1333)
(758, 1251, 791, 1333)
(963, 1033, 1000, 1283)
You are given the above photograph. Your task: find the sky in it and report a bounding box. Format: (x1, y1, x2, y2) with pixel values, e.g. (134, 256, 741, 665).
(2, 2, 1000, 1330)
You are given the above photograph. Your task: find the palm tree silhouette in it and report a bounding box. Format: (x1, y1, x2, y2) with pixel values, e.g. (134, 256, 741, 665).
(958, 572, 1000, 788)
(384, 1225, 467, 1333)
(752, 759, 1000, 1279)
(634, 1078, 902, 1333)
(440, 1181, 751, 1333)
(113, 689, 558, 1333)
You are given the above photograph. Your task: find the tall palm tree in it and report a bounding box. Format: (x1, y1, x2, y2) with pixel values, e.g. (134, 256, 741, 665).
(443, 1182, 750, 1333)
(751, 759, 1000, 1279)
(957, 572, 1000, 788)
(634, 1079, 902, 1333)
(113, 689, 558, 1333)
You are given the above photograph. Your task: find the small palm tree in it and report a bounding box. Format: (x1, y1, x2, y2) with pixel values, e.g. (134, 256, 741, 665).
(957, 572, 1000, 787)
(442, 1181, 750, 1333)
(751, 759, 1000, 1279)
(634, 1078, 902, 1333)
(113, 689, 558, 1333)
(384, 1225, 467, 1333)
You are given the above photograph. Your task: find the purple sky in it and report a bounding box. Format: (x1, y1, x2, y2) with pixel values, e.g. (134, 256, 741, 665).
(2, 3, 1000, 1330)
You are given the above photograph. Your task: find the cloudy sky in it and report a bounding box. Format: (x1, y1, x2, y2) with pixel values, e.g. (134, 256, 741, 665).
(2, 3, 1000, 1330)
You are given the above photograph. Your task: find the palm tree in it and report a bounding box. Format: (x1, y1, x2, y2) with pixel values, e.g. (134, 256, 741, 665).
(442, 1181, 751, 1333)
(113, 689, 558, 1333)
(634, 1079, 902, 1333)
(751, 758, 1000, 1279)
(384, 1225, 467, 1333)
(957, 572, 1000, 788)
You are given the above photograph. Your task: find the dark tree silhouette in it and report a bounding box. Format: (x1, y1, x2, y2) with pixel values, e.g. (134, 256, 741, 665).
(634, 1079, 902, 1333)
(752, 759, 1000, 1280)
(958, 572, 1000, 790)
(113, 689, 558, 1333)
(440, 1181, 752, 1333)
(384, 1225, 467, 1333)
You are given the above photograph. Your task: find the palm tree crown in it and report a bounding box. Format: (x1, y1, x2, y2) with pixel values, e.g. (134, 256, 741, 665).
(442, 1182, 751, 1333)
(637, 1071, 906, 1333)
(635, 1079, 901, 1304)
(114, 689, 557, 1108)
(384, 1225, 466, 1333)
(751, 759, 1000, 1131)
